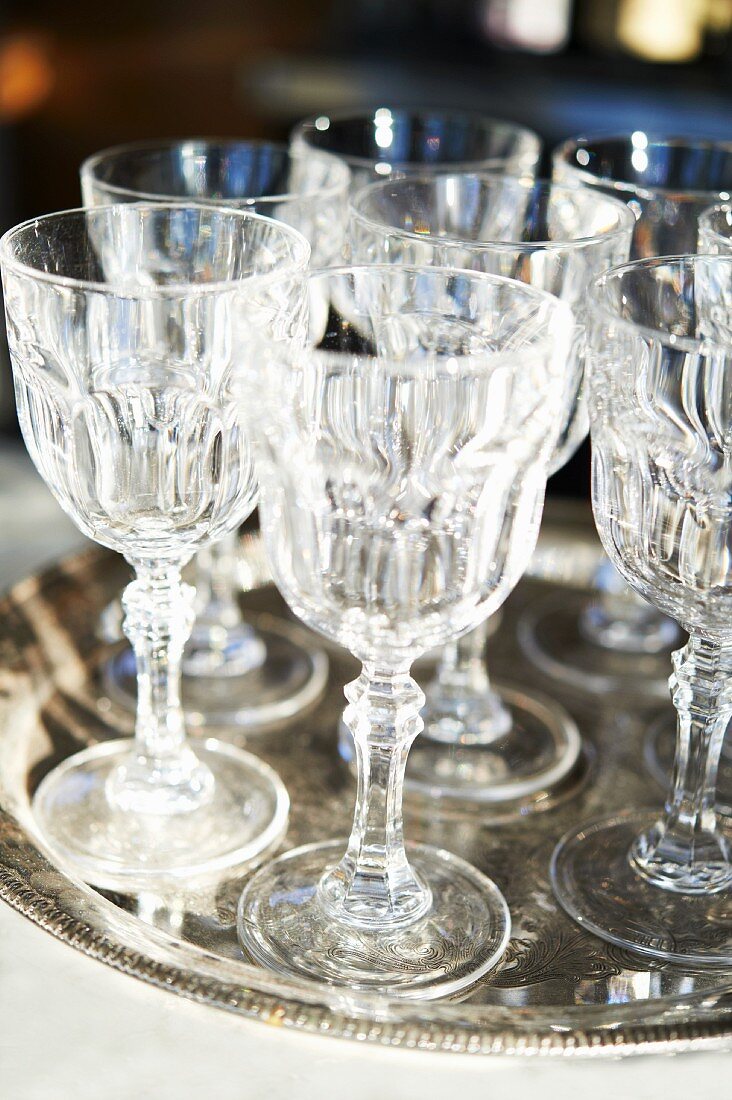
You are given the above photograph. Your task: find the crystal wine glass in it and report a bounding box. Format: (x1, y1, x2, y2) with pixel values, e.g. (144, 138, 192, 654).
(291, 107, 541, 192)
(645, 201, 732, 812)
(236, 264, 572, 996)
(348, 173, 634, 806)
(1, 203, 308, 891)
(551, 254, 732, 964)
(81, 140, 350, 731)
(291, 110, 540, 730)
(532, 134, 732, 698)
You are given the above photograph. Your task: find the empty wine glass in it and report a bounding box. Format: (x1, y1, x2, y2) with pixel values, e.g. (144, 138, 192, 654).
(1, 203, 308, 891)
(552, 254, 732, 964)
(348, 173, 634, 806)
(531, 134, 732, 697)
(81, 140, 350, 731)
(236, 265, 572, 997)
(645, 202, 732, 812)
(291, 107, 541, 192)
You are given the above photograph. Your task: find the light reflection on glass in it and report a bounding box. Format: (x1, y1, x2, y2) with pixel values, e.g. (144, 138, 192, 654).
(631, 148, 649, 172)
(631, 131, 649, 173)
(374, 107, 394, 152)
(375, 126, 393, 150)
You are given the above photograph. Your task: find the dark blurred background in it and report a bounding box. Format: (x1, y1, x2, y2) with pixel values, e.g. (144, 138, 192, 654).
(1, 0, 731, 497)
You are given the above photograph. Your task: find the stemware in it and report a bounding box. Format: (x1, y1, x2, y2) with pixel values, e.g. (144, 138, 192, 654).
(291, 107, 541, 191)
(236, 264, 572, 997)
(290, 109, 540, 673)
(645, 201, 732, 812)
(1, 203, 308, 890)
(552, 254, 732, 965)
(81, 140, 350, 730)
(525, 134, 732, 697)
(348, 173, 634, 805)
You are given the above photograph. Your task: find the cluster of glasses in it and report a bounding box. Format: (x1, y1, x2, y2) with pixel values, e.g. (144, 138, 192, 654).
(4, 110, 732, 999)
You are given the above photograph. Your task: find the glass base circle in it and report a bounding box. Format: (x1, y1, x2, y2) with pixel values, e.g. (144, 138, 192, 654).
(408, 684, 582, 805)
(103, 614, 328, 732)
(237, 839, 510, 999)
(581, 600, 679, 653)
(644, 714, 732, 818)
(551, 810, 732, 966)
(32, 738, 289, 892)
(518, 590, 676, 698)
(182, 620, 267, 679)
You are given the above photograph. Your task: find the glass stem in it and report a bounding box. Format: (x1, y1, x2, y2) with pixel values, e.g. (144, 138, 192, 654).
(422, 619, 511, 744)
(183, 533, 266, 677)
(631, 634, 732, 893)
(319, 663, 430, 928)
(194, 533, 246, 633)
(439, 622, 492, 696)
(106, 559, 214, 815)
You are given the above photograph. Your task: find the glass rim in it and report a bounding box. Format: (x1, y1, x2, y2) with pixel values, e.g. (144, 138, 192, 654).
(349, 172, 636, 253)
(591, 253, 732, 357)
(0, 202, 311, 297)
(293, 262, 572, 372)
(553, 132, 732, 201)
(291, 107, 541, 173)
(80, 138, 350, 206)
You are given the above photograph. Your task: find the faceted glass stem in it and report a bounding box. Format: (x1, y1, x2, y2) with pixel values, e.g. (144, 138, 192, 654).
(106, 559, 215, 815)
(183, 533, 266, 677)
(319, 663, 431, 928)
(631, 634, 732, 894)
(422, 619, 511, 745)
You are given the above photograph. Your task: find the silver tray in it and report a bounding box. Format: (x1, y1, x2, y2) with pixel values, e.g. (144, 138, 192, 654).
(1, 505, 732, 1059)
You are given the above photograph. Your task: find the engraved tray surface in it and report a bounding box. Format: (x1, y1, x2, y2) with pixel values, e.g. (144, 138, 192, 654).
(1, 508, 732, 1058)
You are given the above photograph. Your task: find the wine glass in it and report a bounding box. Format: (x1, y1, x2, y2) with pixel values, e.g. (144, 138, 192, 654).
(236, 264, 572, 997)
(348, 173, 634, 806)
(290, 109, 540, 731)
(1, 203, 308, 891)
(552, 254, 732, 964)
(291, 107, 541, 191)
(645, 201, 732, 812)
(81, 140, 350, 731)
(527, 134, 732, 698)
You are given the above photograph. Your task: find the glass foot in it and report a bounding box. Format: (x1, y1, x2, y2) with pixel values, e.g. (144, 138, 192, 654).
(551, 810, 732, 966)
(103, 614, 328, 732)
(182, 620, 267, 678)
(237, 839, 510, 999)
(518, 589, 677, 697)
(406, 684, 582, 805)
(644, 714, 732, 818)
(32, 739, 289, 892)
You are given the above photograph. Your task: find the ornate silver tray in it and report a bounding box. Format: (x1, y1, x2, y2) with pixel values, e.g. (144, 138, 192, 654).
(1, 506, 732, 1058)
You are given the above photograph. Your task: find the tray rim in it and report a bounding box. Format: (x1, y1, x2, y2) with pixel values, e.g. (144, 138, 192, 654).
(2, 542, 732, 1059)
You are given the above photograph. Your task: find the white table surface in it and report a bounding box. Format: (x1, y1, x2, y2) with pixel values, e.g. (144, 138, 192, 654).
(0, 442, 730, 1098)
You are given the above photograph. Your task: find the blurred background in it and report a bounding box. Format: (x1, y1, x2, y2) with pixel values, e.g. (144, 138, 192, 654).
(0, 0, 731, 499)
